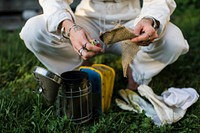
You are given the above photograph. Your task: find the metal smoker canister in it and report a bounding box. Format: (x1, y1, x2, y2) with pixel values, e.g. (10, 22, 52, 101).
(58, 71, 92, 124)
(33, 66, 92, 124)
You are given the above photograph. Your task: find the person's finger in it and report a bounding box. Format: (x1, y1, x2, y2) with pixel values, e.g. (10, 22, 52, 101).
(131, 32, 149, 42)
(78, 47, 84, 56)
(132, 28, 157, 43)
(77, 44, 100, 60)
(82, 42, 88, 49)
(82, 51, 96, 60)
(83, 41, 103, 53)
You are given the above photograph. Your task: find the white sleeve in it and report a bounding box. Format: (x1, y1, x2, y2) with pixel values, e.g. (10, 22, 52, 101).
(39, 0, 75, 33)
(134, 0, 176, 34)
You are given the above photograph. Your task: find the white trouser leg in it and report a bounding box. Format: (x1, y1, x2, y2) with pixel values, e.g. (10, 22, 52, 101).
(129, 22, 189, 85)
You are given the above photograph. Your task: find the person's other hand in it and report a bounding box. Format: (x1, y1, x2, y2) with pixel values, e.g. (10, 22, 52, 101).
(131, 18, 159, 46)
(62, 19, 103, 60)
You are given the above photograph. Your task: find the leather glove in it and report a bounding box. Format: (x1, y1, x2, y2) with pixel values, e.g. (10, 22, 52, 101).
(115, 89, 162, 126)
(115, 89, 142, 113)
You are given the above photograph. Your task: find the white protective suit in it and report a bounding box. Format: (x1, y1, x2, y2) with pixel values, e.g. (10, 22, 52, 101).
(20, 0, 189, 84)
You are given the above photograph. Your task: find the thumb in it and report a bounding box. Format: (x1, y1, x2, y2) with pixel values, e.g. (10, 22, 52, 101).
(115, 98, 136, 112)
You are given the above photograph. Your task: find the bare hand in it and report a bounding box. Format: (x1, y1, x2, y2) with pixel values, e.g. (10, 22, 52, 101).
(131, 18, 159, 46)
(62, 20, 103, 60)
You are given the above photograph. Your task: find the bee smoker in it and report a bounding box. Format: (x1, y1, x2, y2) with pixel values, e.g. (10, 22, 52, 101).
(33, 66, 92, 124)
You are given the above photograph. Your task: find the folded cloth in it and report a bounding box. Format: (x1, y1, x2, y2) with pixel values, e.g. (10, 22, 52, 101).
(138, 85, 199, 125)
(162, 87, 199, 110)
(138, 85, 174, 125)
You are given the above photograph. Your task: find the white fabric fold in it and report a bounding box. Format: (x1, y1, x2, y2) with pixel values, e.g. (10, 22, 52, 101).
(115, 89, 162, 126)
(138, 85, 174, 125)
(138, 85, 199, 125)
(162, 87, 199, 110)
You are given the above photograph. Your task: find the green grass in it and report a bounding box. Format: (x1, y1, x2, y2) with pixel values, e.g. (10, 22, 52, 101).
(1, 6, 200, 133)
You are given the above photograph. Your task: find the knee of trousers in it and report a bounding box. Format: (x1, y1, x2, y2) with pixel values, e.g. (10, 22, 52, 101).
(165, 38, 189, 60)
(19, 15, 47, 52)
(159, 23, 189, 63)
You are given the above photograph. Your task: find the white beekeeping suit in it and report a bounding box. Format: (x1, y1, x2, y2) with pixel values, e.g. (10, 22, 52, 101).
(20, 0, 189, 86)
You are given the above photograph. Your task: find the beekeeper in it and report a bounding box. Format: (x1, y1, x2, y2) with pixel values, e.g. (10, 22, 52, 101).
(19, 0, 189, 90)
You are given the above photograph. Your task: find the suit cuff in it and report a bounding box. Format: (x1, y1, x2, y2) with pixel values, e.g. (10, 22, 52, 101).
(46, 10, 74, 33)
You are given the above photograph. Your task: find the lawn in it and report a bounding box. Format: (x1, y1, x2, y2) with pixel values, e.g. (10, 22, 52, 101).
(0, 1, 200, 133)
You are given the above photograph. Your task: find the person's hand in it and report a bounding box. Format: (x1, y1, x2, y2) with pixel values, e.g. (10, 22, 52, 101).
(61, 19, 103, 60)
(131, 18, 159, 46)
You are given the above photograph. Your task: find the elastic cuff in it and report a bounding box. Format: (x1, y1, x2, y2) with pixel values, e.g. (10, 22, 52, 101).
(47, 10, 74, 33)
(142, 16, 160, 30)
